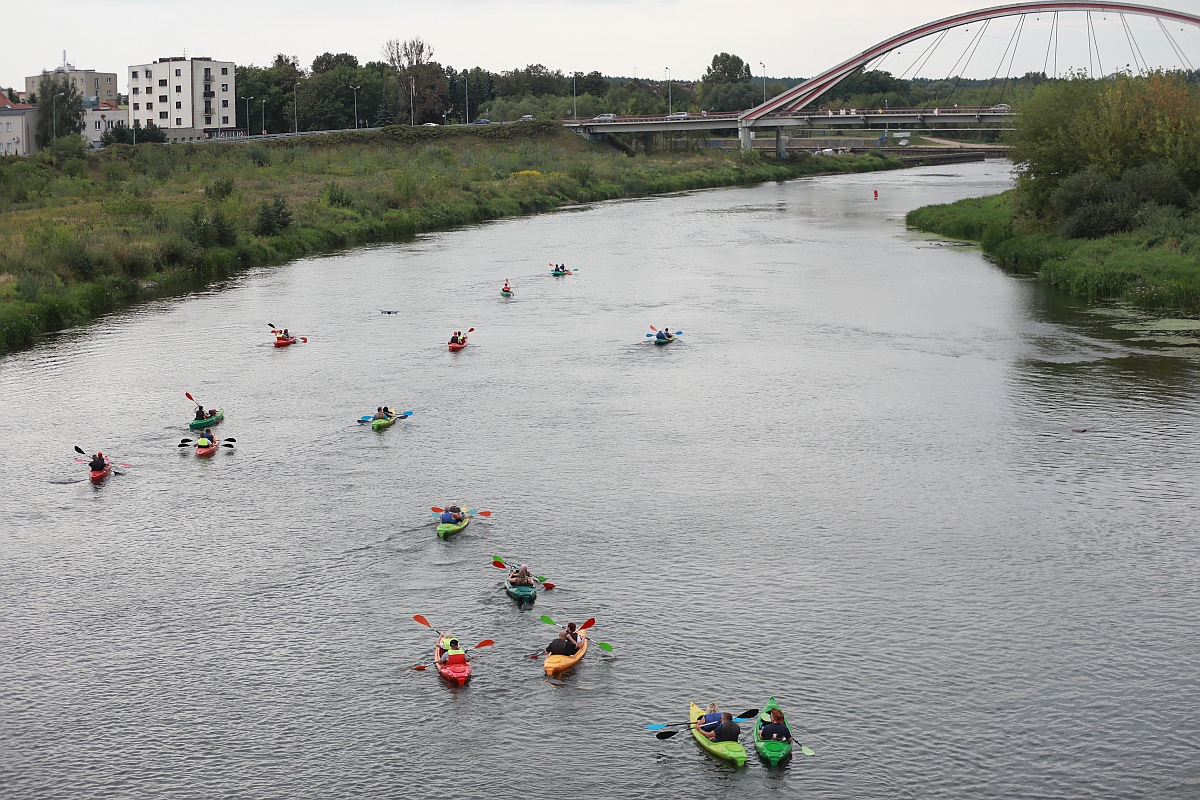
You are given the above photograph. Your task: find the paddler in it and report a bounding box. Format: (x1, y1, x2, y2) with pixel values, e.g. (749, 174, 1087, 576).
(88, 452, 106, 471)
(194, 403, 208, 421)
(699, 712, 741, 743)
(697, 702, 721, 732)
(502, 279, 511, 293)
(197, 429, 216, 448)
(544, 630, 578, 657)
(759, 708, 793, 743)
(449, 331, 461, 345)
(656, 327, 670, 341)
(509, 565, 535, 586)
(439, 638, 469, 665)
(564, 621, 581, 647)
(372, 406, 385, 420)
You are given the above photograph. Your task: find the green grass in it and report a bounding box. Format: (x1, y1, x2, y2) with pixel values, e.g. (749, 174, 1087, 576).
(0, 121, 902, 353)
(906, 191, 1200, 312)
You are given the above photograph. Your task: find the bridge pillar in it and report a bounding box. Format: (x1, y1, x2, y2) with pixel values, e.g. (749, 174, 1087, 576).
(775, 128, 788, 158)
(738, 124, 752, 151)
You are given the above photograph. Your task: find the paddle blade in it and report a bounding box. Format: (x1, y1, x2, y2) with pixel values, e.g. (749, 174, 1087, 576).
(300, 337, 307, 342)
(528, 651, 544, 659)
(597, 642, 613, 652)
(580, 618, 596, 630)
(74, 446, 86, 455)
(736, 708, 759, 720)
(492, 561, 507, 569)
(476, 510, 492, 517)
(413, 614, 431, 628)
(186, 392, 195, 401)
(177, 443, 190, 447)
(221, 443, 235, 448)
(223, 438, 236, 443)
(656, 730, 681, 740)
(646, 333, 654, 337)
(467, 327, 474, 333)
(267, 323, 275, 329)
(540, 582, 555, 590)
(649, 325, 658, 331)
(645, 724, 669, 731)
(412, 664, 429, 671)
(801, 745, 815, 756)
(675, 331, 683, 335)
(539, 615, 556, 626)
(474, 639, 495, 648)
(431, 506, 444, 513)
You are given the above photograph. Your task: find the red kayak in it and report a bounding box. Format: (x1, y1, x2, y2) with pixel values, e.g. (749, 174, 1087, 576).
(435, 636, 471, 686)
(195, 438, 219, 458)
(89, 457, 112, 484)
(448, 337, 468, 352)
(274, 336, 297, 348)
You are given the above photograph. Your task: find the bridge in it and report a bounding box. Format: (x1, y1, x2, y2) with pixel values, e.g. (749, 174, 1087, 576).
(565, 0, 1200, 151)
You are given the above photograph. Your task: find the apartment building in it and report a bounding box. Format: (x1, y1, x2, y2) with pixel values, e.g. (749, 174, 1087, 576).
(0, 93, 39, 156)
(127, 56, 236, 138)
(26, 61, 119, 104)
(83, 100, 123, 147)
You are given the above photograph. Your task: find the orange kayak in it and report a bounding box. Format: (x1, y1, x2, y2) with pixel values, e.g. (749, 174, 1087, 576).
(544, 629, 587, 676)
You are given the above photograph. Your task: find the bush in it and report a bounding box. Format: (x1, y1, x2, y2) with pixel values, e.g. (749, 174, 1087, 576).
(325, 182, 353, 207)
(245, 143, 270, 167)
(255, 194, 293, 236)
(205, 177, 235, 200)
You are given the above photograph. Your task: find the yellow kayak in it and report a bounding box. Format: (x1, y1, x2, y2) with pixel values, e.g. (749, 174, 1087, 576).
(544, 629, 587, 676)
(690, 702, 747, 766)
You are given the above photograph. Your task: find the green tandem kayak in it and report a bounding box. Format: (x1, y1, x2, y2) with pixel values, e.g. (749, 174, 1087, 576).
(189, 409, 223, 430)
(754, 696, 793, 766)
(371, 414, 398, 431)
(437, 514, 470, 538)
(504, 578, 537, 604)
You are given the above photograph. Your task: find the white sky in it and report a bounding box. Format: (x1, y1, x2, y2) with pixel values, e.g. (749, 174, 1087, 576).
(4, 0, 1200, 91)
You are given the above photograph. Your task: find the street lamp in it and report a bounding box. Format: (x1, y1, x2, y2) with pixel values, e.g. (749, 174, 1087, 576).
(760, 62, 767, 103)
(410, 76, 416, 126)
(294, 82, 299, 133)
(665, 67, 671, 115)
(351, 85, 360, 129)
(261, 99, 266, 136)
(242, 96, 253, 137)
(53, 92, 64, 139)
(572, 71, 577, 121)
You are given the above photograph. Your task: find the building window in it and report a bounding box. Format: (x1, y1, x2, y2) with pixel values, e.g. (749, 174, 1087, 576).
(175, 85, 181, 93)
(221, 99, 228, 108)
(176, 118, 182, 125)
(107, 76, 112, 83)
(222, 116, 229, 124)
(7, 122, 13, 131)
(175, 69, 181, 77)
(158, 95, 167, 102)
(146, 70, 153, 78)
(133, 102, 140, 110)
(204, 116, 212, 125)
(158, 79, 167, 86)
(95, 121, 101, 130)
(175, 101, 181, 109)
(146, 103, 153, 110)
(132, 71, 139, 79)
(221, 67, 228, 75)
(159, 111, 168, 119)
(132, 87, 139, 95)
(221, 84, 228, 92)
(94, 79, 99, 88)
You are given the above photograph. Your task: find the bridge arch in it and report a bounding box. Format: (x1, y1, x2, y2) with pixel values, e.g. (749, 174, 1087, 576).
(740, 1, 1200, 123)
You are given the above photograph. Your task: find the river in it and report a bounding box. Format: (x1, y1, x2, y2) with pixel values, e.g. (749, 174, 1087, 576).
(2, 160, 1197, 799)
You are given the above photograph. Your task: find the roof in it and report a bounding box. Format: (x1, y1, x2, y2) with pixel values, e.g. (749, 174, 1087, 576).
(0, 93, 33, 110)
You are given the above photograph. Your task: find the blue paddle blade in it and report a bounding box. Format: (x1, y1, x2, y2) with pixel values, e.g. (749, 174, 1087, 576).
(675, 331, 683, 335)
(646, 333, 654, 337)
(645, 723, 668, 730)
(401, 411, 413, 417)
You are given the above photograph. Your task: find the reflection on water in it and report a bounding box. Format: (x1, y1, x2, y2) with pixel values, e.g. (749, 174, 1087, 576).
(1, 161, 1197, 800)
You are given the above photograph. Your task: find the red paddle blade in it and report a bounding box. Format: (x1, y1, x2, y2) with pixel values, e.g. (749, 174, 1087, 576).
(300, 337, 308, 342)
(431, 506, 444, 513)
(412, 665, 429, 670)
(467, 327, 475, 333)
(650, 325, 658, 331)
(492, 561, 506, 569)
(413, 614, 431, 628)
(185, 392, 194, 401)
(476, 510, 492, 517)
(475, 639, 495, 648)
(541, 582, 556, 590)
(580, 618, 596, 630)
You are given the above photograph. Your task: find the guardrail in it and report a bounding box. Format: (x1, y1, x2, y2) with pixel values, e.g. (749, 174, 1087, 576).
(562, 106, 1015, 125)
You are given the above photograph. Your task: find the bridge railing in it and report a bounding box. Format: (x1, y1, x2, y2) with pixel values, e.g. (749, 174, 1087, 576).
(563, 106, 1013, 125)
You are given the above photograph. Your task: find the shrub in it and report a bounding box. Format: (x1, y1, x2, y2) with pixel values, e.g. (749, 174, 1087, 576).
(255, 194, 293, 236)
(245, 143, 270, 167)
(325, 182, 353, 207)
(205, 177, 235, 200)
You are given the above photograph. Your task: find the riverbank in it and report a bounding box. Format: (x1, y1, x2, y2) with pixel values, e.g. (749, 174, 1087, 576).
(0, 121, 902, 353)
(907, 191, 1200, 312)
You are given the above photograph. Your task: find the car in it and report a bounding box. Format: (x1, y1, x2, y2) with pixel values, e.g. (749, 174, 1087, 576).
(991, 103, 1012, 112)
(666, 111, 690, 120)
(592, 113, 617, 122)
(471, 118, 491, 125)
(519, 114, 535, 122)
(422, 122, 440, 126)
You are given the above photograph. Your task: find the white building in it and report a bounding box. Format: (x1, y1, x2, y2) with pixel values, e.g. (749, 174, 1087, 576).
(0, 95, 39, 156)
(83, 101, 123, 147)
(127, 56, 236, 139)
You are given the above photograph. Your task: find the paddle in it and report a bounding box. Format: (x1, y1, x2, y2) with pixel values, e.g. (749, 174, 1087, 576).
(358, 410, 413, 424)
(655, 717, 756, 740)
(179, 437, 236, 446)
(492, 557, 553, 588)
(412, 638, 495, 670)
(74, 446, 131, 467)
(431, 506, 491, 517)
(270, 325, 308, 343)
(539, 615, 612, 653)
(647, 709, 759, 730)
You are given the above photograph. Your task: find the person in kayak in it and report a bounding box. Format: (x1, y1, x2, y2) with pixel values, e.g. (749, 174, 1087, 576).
(439, 638, 469, 665)
(382, 406, 392, 418)
(449, 331, 461, 344)
(197, 429, 216, 448)
(699, 712, 741, 743)
(502, 279, 511, 293)
(697, 702, 722, 732)
(194, 404, 209, 421)
(440, 506, 464, 524)
(372, 406, 385, 420)
(759, 708, 793, 742)
(564, 621, 582, 647)
(89, 452, 106, 471)
(656, 328, 672, 341)
(509, 565, 535, 586)
(544, 630, 578, 657)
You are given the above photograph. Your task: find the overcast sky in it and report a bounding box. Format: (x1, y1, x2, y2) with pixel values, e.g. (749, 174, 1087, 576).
(4, 0, 1200, 91)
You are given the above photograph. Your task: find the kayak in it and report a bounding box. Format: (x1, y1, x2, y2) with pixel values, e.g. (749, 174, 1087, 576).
(544, 629, 587, 676)
(195, 438, 219, 458)
(501, 289, 513, 297)
(89, 456, 112, 484)
(274, 337, 297, 347)
(654, 335, 674, 346)
(435, 636, 471, 686)
(448, 337, 468, 352)
(437, 514, 470, 538)
(504, 578, 537, 604)
(754, 696, 793, 766)
(690, 702, 747, 767)
(371, 413, 397, 431)
(188, 409, 223, 430)
(551, 270, 571, 276)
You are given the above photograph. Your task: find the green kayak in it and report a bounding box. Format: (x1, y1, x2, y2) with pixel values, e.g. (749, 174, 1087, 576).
(437, 514, 470, 538)
(189, 409, 223, 430)
(653, 335, 674, 346)
(690, 702, 747, 766)
(371, 413, 397, 431)
(504, 578, 537, 604)
(754, 696, 793, 766)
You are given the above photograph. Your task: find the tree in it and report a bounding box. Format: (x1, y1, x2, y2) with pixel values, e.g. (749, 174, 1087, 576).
(33, 72, 85, 147)
(702, 81, 760, 112)
(383, 37, 450, 124)
(578, 71, 608, 97)
(703, 53, 752, 85)
(312, 52, 360, 74)
(375, 97, 398, 126)
(236, 54, 304, 135)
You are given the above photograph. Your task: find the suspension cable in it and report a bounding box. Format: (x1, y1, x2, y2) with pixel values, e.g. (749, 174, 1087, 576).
(1158, 18, 1195, 71)
(984, 14, 1025, 106)
(1092, 11, 1107, 77)
(998, 15, 1027, 103)
(1043, 12, 1059, 77)
(1119, 14, 1146, 74)
(935, 19, 991, 110)
(897, 30, 947, 80)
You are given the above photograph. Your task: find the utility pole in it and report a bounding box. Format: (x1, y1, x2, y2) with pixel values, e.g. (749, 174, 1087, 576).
(464, 72, 470, 123)
(572, 72, 577, 120)
(411, 76, 416, 126)
(294, 82, 299, 133)
(53, 92, 63, 139)
(261, 99, 266, 135)
(665, 67, 671, 115)
(351, 85, 360, 129)
(760, 62, 767, 103)
(242, 96, 253, 136)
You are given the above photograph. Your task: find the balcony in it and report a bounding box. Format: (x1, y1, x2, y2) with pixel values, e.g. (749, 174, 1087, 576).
(203, 91, 215, 98)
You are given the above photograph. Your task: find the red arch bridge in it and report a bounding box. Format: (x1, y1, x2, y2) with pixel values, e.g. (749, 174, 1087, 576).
(563, 1, 1200, 150)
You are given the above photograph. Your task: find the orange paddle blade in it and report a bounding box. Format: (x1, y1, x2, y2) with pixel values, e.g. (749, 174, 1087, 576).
(412, 665, 429, 670)
(413, 615, 431, 628)
(580, 618, 596, 630)
(541, 582, 556, 590)
(475, 639, 495, 648)
(476, 511, 492, 517)
(431, 507, 444, 513)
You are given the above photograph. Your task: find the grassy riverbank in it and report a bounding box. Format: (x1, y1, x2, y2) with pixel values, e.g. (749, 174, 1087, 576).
(907, 191, 1200, 312)
(0, 121, 901, 352)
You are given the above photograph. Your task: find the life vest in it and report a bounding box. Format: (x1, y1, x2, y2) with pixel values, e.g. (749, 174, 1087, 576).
(444, 644, 466, 665)
(197, 438, 211, 447)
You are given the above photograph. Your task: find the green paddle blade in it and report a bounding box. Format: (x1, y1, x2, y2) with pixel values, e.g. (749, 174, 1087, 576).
(597, 642, 613, 652)
(801, 745, 815, 756)
(539, 615, 555, 625)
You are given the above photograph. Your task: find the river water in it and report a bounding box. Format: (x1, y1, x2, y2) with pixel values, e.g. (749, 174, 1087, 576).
(2, 161, 1197, 799)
